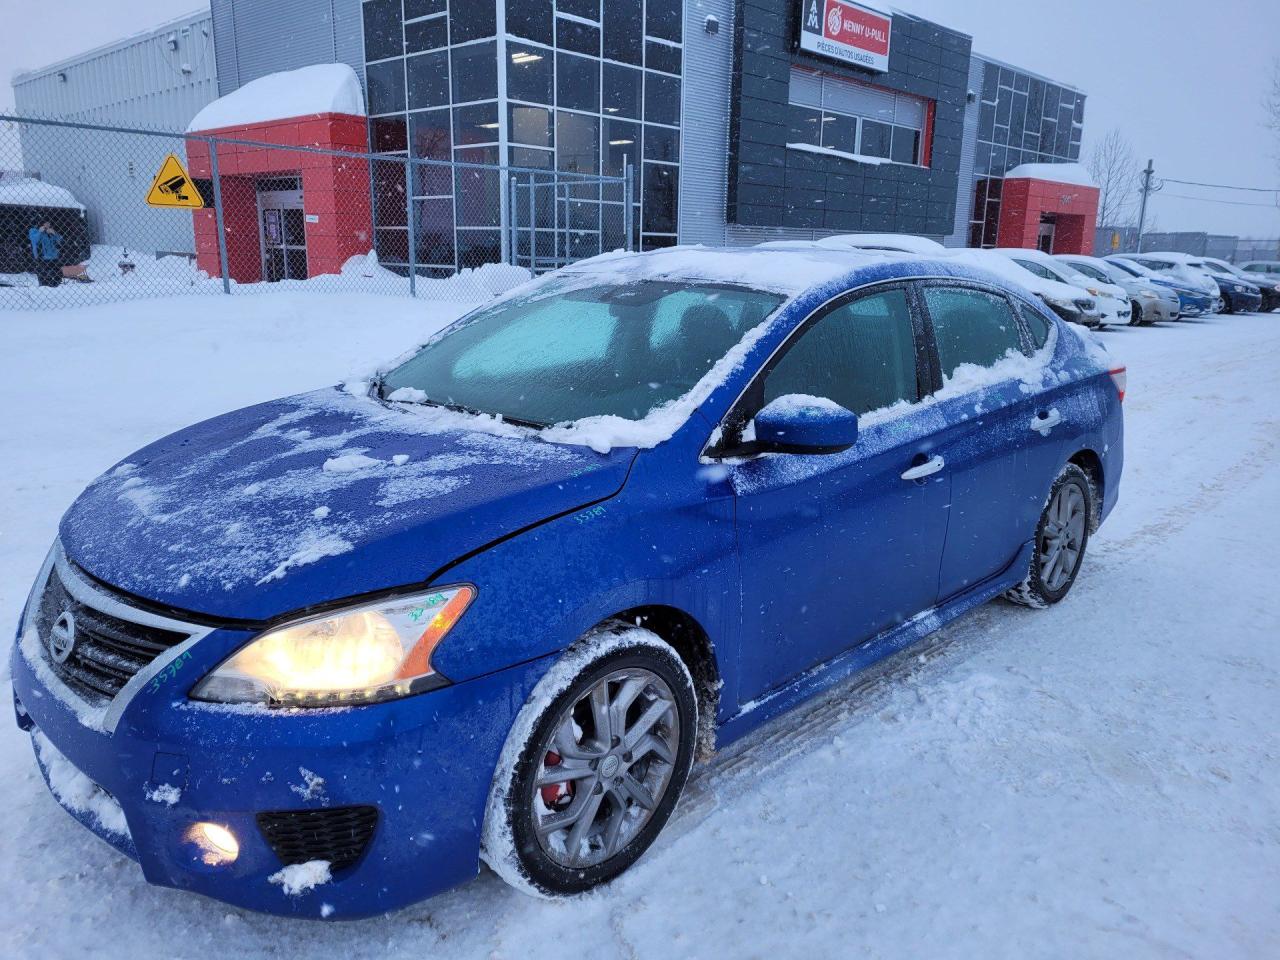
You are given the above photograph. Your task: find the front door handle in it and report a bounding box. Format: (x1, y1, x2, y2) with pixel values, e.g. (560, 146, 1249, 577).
(901, 455, 945, 481)
(1030, 409, 1062, 435)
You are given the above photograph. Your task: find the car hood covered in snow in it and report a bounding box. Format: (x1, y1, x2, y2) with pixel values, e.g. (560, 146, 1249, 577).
(59, 388, 635, 622)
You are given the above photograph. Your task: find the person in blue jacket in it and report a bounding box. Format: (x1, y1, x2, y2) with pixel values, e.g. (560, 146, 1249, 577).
(28, 221, 63, 287)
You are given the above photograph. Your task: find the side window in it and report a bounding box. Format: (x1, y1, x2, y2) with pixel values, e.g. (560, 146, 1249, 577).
(1012, 259, 1055, 281)
(1018, 303, 1052, 350)
(761, 289, 919, 416)
(1072, 263, 1107, 283)
(923, 286, 1024, 379)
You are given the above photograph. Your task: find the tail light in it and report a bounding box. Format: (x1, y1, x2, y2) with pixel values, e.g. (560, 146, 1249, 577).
(1108, 367, 1127, 403)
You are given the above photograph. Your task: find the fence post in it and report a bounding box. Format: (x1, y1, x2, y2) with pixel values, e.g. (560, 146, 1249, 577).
(404, 158, 417, 298)
(207, 137, 231, 294)
(508, 174, 519, 267)
(528, 172, 537, 272)
(624, 164, 635, 253)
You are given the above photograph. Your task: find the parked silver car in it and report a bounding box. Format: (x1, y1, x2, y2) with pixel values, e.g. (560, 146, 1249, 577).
(1056, 253, 1177, 325)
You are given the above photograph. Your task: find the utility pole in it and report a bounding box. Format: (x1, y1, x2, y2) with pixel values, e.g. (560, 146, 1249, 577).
(1134, 159, 1155, 253)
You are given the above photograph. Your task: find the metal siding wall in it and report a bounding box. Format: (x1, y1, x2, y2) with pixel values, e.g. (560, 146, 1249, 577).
(677, 0, 735, 246)
(213, 0, 365, 97)
(11, 12, 218, 256)
(943, 54, 984, 247)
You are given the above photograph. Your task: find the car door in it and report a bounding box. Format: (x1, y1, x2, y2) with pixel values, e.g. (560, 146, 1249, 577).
(721, 284, 951, 704)
(919, 283, 1068, 600)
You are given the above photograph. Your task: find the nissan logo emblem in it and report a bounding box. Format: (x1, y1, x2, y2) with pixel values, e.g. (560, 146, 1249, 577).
(50, 610, 77, 664)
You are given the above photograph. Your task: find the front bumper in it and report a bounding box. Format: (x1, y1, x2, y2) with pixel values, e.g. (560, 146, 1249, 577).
(1135, 297, 1174, 324)
(1224, 290, 1263, 313)
(11, 579, 552, 919)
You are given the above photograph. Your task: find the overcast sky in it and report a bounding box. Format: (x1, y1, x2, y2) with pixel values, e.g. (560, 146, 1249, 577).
(1, 0, 1277, 238)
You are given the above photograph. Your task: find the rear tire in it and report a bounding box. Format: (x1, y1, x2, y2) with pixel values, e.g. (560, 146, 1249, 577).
(1004, 463, 1093, 608)
(481, 625, 697, 897)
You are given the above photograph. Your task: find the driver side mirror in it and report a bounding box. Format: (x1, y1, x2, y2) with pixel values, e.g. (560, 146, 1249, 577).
(749, 395, 860, 455)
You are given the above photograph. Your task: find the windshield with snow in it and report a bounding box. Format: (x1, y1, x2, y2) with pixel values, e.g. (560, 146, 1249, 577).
(379, 281, 785, 427)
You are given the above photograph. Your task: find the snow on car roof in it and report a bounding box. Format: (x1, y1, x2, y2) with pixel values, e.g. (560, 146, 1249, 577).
(556, 245, 911, 296)
(821, 233, 948, 255)
(187, 64, 365, 132)
(0, 177, 85, 211)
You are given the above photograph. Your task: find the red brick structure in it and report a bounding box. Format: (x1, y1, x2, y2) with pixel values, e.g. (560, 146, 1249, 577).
(995, 173, 1100, 254)
(186, 113, 372, 283)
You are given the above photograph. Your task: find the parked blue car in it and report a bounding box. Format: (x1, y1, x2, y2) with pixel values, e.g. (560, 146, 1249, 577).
(12, 248, 1125, 918)
(1105, 256, 1214, 317)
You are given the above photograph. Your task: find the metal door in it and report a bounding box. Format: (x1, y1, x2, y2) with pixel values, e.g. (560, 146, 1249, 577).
(257, 182, 307, 282)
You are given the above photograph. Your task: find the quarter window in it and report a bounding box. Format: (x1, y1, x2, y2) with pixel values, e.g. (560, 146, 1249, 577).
(761, 290, 920, 417)
(1018, 303, 1052, 350)
(924, 287, 1025, 379)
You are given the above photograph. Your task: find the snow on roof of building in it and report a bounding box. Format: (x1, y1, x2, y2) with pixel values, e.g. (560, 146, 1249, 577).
(187, 63, 365, 132)
(0, 176, 85, 210)
(1003, 162, 1096, 188)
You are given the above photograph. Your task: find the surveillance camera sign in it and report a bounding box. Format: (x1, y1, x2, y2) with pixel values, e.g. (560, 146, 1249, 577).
(799, 0, 892, 73)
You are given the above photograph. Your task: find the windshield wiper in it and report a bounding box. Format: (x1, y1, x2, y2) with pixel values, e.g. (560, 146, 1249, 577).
(384, 391, 547, 431)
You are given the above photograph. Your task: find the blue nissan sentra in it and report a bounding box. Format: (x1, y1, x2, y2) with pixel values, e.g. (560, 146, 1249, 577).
(11, 247, 1124, 918)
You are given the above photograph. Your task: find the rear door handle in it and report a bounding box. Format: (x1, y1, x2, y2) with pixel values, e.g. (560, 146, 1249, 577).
(1030, 409, 1062, 435)
(901, 455, 945, 481)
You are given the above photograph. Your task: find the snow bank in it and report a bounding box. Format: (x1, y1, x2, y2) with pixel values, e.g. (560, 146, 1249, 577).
(188, 64, 365, 132)
(1003, 162, 1096, 187)
(0, 176, 85, 210)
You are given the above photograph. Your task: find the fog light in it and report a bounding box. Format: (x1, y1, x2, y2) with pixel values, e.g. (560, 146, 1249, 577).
(190, 821, 239, 865)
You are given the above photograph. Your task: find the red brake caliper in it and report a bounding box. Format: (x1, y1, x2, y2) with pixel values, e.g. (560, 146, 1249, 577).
(540, 750, 575, 809)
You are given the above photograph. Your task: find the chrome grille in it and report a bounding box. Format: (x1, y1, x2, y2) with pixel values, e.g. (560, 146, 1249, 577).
(35, 563, 191, 703)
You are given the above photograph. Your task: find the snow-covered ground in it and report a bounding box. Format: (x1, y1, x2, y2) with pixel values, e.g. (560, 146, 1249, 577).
(1, 298, 1278, 958)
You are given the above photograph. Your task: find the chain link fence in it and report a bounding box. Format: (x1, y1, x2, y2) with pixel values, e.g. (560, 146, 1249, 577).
(0, 113, 632, 310)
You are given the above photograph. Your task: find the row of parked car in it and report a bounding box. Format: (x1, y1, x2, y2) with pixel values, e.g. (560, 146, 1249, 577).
(791, 234, 1279, 329)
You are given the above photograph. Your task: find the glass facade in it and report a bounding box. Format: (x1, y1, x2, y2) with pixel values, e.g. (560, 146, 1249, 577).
(968, 59, 1084, 248)
(362, 0, 684, 276)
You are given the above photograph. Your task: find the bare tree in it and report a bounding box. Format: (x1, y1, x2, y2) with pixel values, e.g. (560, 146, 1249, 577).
(1086, 128, 1140, 229)
(1267, 58, 1280, 166)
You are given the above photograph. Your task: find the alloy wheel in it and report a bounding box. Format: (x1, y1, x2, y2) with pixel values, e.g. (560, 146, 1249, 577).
(530, 668, 681, 869)
(1040, 482, 1087, 592)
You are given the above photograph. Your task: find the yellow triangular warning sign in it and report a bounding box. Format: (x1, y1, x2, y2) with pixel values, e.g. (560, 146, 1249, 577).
(146, 154, 205, 208)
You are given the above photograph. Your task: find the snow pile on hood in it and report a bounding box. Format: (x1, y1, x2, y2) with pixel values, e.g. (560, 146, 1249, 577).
(1003, 162, 1096, 188)
(0, 176, 85, 210)
(188, 63, 365, 132)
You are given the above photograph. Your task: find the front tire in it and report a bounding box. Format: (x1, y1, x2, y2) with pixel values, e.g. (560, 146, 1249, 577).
(1005, 463, 1093, 608)
(481, 625, 697, 897)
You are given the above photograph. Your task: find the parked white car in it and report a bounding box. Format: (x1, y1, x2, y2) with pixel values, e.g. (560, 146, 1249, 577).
(994, 248, 1129, 328)
(946, 248, 1102, 328)
(1055, 253, 1177, 325)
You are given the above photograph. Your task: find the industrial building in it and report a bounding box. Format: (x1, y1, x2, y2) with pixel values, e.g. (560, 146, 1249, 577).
(8, 1, 1101, 284)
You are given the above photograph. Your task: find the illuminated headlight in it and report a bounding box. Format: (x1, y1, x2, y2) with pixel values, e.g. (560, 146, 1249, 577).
(191, 586, 475, 707)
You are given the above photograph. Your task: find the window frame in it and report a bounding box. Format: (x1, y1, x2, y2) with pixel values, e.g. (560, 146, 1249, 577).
(914, 280, 1042, 383)
(708, 281, 932, 458)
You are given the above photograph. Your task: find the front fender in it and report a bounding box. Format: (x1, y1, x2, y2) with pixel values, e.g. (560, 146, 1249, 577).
(428, 442, 740, 719)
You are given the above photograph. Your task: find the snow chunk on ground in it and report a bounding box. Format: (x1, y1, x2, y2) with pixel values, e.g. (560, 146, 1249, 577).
(0, 176, 85, 211)
(33, 732, 128, 836)
(188, 64, 365, 132)
(1004, 162, 1096, 187)
(268, 861, 332, 896)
